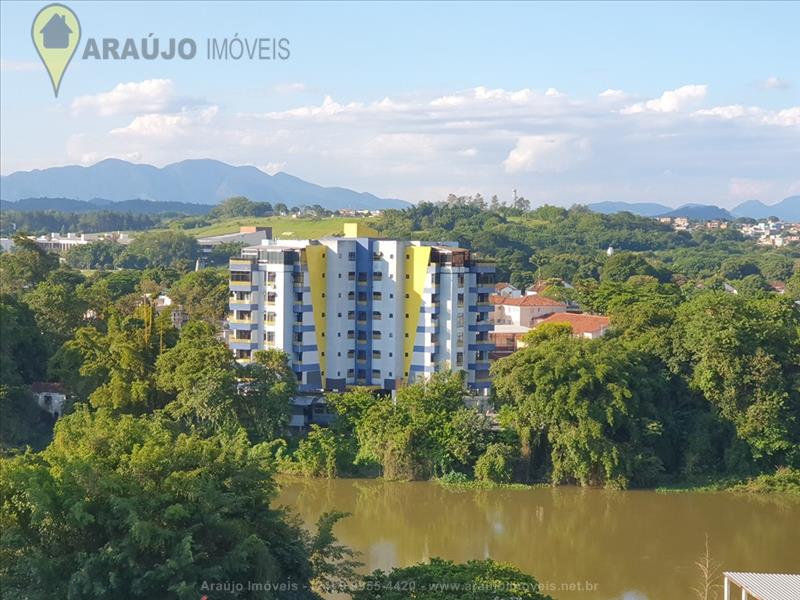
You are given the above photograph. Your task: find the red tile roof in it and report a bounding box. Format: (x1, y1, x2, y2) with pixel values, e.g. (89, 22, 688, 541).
(490, 294, 566, 307)
(536, 312, 611, 335)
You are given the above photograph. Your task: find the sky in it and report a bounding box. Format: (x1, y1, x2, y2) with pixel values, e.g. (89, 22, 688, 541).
(1, 0, 799, 208)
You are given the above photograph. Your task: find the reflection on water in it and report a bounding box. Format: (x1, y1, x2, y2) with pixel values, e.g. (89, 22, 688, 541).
(276, 478, 800, 600)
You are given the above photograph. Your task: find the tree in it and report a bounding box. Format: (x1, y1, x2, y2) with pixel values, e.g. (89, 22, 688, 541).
(83, 304, 177, 414)
(65, 240, 123, 269)
(0, 407, 320, 599)
(237, 349, 297, 442)
(474, 442, 517, 484)
(352, 558, 553, 600)
(24, 279, 88, 349)
(354, 372, 489, 480)
(156, 321, 238, 432)
(492, 325, 669, 488)
(675, 292, 800, 466)
(0, 385, 54, 451)
(0, 233, 59, 294)
(601, 252, 668, 283)
(0, 295, 48, 385)
(169, 268, 229, 322)
(116, 231, 198, 270)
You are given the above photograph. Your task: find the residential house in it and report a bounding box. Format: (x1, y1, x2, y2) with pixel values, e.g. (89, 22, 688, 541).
(533, 312, 611, 339)
(31, 382, 66, 418)
(490, 294, 568, 327)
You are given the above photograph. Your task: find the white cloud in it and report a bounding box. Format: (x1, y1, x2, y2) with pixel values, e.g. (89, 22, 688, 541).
(259, 161, 286, 175)
(72, 79, 191, 116)
(503, 135, 590, 174)
(728, 177, 773, 199)
(0, 59, 39, 72)
(272, 82, 308, 93)
(692, 104, 800, 127)
(599, 89, 628, 101)
(762, 76, 790, 90)
(621, 84, 707, 114)
(110, 106, 219, 137)
(59, 82, 800, 207)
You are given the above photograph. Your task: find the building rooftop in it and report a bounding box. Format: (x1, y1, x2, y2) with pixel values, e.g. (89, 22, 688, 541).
(490, 294, 567, 308)
(724, 572, 800, 600)
(536, 312, 611, 335)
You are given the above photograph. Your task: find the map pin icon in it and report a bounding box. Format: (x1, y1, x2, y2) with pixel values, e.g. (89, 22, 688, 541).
(31, 3, 81, 98)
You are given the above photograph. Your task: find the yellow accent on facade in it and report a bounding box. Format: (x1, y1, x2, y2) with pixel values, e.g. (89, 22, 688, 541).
(343, 222, 379, 238)
(305, 245, 328, 379)
(403, 245, 431, 382)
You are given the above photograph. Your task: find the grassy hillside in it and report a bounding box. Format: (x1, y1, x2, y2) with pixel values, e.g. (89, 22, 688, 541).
(173, 216, 374, 239)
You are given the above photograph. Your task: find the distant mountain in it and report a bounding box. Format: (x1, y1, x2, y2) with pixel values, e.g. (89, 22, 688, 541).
(732, 196, 800, 221)
(0, 197, 212, 215)
(659, 204, 733, 220)
(0, 159, 410, 210)
(586, 201, 673, 217)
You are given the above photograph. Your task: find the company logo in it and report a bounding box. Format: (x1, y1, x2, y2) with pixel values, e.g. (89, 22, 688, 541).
(31, 3, 81, 97)
(30, 3, 290, 98)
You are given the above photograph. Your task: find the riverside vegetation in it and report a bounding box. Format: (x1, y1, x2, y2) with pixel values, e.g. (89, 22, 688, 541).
(1, 197, 798, 597)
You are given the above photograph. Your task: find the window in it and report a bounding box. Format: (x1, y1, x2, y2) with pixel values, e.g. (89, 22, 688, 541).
(372, 311, 382, 320)
(372, 369, 381, 378)
(230, 272, 250, 282)
(456, 352, 464, 367)
(357, 350, 366, 360)
(347, 369, 355, 378)
(358, 311, 367, 322)
(358, 292, 367, 303)
(347, 330, 355, 339)
(373, 291, 382, 301)
(358, 272, 368, 282)
(348, 252, 356, 261)
(348, 291, 355, 301)
(347, 350, 355, 358)
(295, 292, 303, 303)
(457, 293, 464, 306)
(267, 272, 276, 283)
(267, 292, 277, 304)
(266, 311, 277, 324)
(458, 274, 465, 287)
(266, 331, 275, 344)
(372, 350, 381, 359)
(348, 311, 355, 320)
(372, 330, 382, 340)
(348, 271, 355, 281)
(373, 271, 383, 281)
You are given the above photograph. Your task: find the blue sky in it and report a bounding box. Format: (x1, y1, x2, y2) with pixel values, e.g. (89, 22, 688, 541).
(1, 1, 798, 207)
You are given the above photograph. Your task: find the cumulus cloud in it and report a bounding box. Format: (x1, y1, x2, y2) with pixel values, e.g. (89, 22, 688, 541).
(503, 135, 590, 174)
(110, 106, 219, 137)
(0, 59, 39, 72)
(761, 76, 790, 90)
(71, 79, 200, 116)
(272, 82, 309, 93)
(621, 84, 707, 114)
(60, 82, 800, 207)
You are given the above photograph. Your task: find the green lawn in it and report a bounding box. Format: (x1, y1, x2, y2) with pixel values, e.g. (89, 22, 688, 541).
(175, 216, 375, 239)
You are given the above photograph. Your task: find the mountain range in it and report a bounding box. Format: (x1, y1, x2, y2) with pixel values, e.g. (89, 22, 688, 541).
(0, 159, 409, 210)
(587, 197, 800, 221)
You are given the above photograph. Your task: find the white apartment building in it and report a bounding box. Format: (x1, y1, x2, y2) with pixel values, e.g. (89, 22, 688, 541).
(227, 223, 495, 395)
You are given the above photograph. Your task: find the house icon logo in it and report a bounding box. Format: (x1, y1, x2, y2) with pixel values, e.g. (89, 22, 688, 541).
(31, 3, 81, 97)
(41, 12, 73, 49)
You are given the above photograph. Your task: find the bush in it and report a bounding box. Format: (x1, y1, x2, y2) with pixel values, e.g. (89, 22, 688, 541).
(352, 558, 553, 600)
(474, 443, 516, 484)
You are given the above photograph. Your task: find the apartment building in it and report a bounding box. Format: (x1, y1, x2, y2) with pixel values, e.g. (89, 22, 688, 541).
(227, 223, 495, 395)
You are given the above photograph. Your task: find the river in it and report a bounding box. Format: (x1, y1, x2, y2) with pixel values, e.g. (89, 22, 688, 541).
(276, 478, 799, 599)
